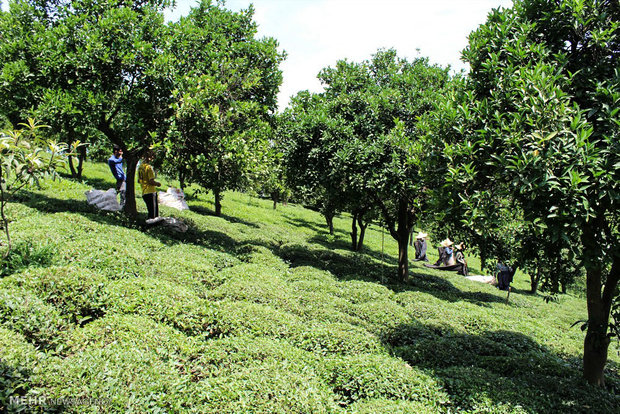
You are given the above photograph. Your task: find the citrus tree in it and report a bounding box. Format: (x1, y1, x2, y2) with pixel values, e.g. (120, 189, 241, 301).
(163, 0, 283, 216)
(441, 0, 619, 385)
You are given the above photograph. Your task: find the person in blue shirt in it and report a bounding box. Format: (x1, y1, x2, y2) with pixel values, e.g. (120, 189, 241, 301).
(108, 145, 126, 208)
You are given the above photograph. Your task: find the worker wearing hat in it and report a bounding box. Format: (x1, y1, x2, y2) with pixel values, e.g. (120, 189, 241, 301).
(413, 232, 429, 262)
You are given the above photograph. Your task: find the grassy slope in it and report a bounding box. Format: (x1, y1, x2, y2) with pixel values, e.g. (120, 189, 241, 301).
(0, 162, 618, 413)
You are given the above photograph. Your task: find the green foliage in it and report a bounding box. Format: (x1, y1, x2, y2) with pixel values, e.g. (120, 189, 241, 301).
(163, 0, 284, 216)
(9, 266, 109, 324)
(0, 284, 68, 350)
(187, 336, 340, 413)
(444, 0, 620, 385)
(0, 327, 45, 411)
(107, 277, 215, 336)
(327, 354, 449, 407)
(346, 398, 438, 414)
(280, 49, 450, 278)
(40, 314, 197, 413)
(1, 119, 68, 257)
(0, 239, 55, 277)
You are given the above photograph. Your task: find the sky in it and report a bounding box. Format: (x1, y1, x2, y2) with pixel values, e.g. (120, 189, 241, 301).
(166, 0, 514, 110)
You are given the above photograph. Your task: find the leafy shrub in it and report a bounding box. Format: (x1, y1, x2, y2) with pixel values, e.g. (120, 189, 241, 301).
(237, 243, 287, 270)
(287, 286, 361, 326)
(150, 243, 240, 290)
(0, 239, 55, 277)
(282, 266, 337, 283)
(206, 300, 306, 339)
(60, 234, 148, 279)
(291, 321, 384, 356)
(438, 366, 544, 413)
(10, 266, 109, 324)
(278, 242, 318, 267)
(0, 285, 68, 350)
(327, 354, 449, 407)
(334, 280, 394, 304)
(0, 327, 45, 411)
(205, 264, 297, 311)
(107, 277, 213, 336)
(188, 335, 320, 379)
(346, 398, 438, 414)
(36, 314, 197, 413)
(186, 336, 339, 413)
(349, 299, 410, 335)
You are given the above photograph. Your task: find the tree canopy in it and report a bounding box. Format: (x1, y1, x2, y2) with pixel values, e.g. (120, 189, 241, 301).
(434, 0, 619, 385)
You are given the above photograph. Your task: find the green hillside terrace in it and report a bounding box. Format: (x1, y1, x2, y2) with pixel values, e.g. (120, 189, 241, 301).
(1, 162, 618, 413)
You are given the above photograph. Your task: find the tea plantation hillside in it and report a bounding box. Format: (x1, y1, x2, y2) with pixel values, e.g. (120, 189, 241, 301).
(1, 162, 618, 413)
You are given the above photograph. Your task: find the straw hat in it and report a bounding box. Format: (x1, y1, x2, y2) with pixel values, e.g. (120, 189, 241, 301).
(455, 242, 465, 250)
(415, 232, 428, 239)
(440, 238, 453, 248)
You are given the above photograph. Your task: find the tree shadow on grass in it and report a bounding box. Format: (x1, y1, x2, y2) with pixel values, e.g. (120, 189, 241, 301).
(275, 242, 510, 308)
(188, 204, 260, 229)
(17, 190, 519, 308)
(281, 214, 348, 237)
(400, 269, 509, 307)
(308, 232, 397, 266)
(15, 190, 240, 253)
(382, 320, 620, 413)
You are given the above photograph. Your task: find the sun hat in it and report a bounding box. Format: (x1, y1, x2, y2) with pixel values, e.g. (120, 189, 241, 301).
(440, 238, 453, 248)
(416, 232, 428, 239)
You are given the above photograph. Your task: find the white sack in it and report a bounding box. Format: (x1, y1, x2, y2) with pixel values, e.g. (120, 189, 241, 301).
(145, 216, 188, 233)
(465, 275, 496, 284)
(158, 187, 189, 211)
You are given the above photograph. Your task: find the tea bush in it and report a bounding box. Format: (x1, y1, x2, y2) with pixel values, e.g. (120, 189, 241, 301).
(186, 336, 340, 413)
(346, 398, 439, 414)
(0, 285, 68, 349)
(10, 266, 109, 324)
(35, 314, 197, 413)
(0, 327, 44, 410)
(0, 162, 618, 413)
(0, 239, 56, 277)
(327, 353, 449, 407)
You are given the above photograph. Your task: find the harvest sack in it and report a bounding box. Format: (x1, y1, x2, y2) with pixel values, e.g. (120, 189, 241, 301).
(145, 216, 188, 233)
(465, 275, 496, 284)
(85, 189, 122, 211)
(158, 187, 189, 211)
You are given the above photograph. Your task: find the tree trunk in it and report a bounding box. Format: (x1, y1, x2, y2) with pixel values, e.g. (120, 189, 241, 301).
(530, 261, 541, 294)
(397, 230, 409, 282)
(325, 213, 334, 235)
(214, 188, 222, 216)
(271, 192, 278, 210)
(581, 221, 620, 386)
(0, 165, 11, 259)
(396, 198, 413, 282)
(76, 145, 86, 180)
(351, 212, 358, 251)
(123, 156, 139, 217)
(179, 168, 185, 192)
(68, 155, 78, 179)
(583, 263, 610, 386)
(357, 217, 368, 252)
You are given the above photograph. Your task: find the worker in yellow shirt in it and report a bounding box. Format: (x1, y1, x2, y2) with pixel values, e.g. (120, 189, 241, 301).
(138, 149, 161, 220)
